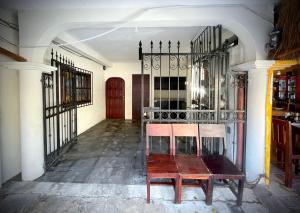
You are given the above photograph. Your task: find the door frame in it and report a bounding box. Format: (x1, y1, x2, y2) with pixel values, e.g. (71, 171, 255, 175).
(265, 60, 297, 186)
(132, 74, 150, 120)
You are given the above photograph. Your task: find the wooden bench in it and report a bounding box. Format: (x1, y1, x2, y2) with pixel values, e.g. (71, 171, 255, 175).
(172, 124, 212, 205)
(199, 124, 245, 206)
(146, 123, 178, 203)
(202, 155, 245, 205)
(145, 123, 245, 206)
(175, 155, 212, 205)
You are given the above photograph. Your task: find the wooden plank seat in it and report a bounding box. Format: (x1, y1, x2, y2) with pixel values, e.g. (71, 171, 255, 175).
(199, 124, 245, 206)
(172, 124, 212, 205)
(146, 124, 178, 203)
(175, 155, 212, 205)
(202, 155, 245, 205)
(147, 154, 177, 179)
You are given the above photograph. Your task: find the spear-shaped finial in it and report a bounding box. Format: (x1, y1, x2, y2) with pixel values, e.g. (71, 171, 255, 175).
(138, 41, 142, 60)
(150, 40, 153, 53)
(159, 41, 162, 52)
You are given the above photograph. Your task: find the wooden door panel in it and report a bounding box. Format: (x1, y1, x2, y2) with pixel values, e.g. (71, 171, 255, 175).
(106, 78, 125, 119)
(132, 74, 150, 120)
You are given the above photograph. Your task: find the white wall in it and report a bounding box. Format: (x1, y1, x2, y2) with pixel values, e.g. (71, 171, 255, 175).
(0, 9, 21, 185)
(246, 69, 268, 181)
(0, 67, 21, 184)
(104, 62, 140, 120)
(45, 45, 106, 135)
(229, 43, 245, 66)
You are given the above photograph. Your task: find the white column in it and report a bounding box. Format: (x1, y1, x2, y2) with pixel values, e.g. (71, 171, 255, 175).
(0, 62, 56, 181)
(0, 67, 20, 185)
(232, 60, 274, 181)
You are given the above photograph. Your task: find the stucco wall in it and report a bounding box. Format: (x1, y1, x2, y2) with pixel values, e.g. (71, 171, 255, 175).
(0, 67, 21, 184)
(0, 9, 21, 185)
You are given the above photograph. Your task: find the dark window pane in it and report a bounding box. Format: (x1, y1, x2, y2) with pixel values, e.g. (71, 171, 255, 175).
(154, 77, 186, 90)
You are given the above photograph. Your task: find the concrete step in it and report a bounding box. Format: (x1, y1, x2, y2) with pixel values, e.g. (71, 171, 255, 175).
(1, 180, 259, 203)
(0, 181, 269, 213)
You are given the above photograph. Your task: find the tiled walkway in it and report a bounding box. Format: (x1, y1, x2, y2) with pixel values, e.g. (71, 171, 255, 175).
(37, 120, 144, 184)
(1, 120, 300, 212)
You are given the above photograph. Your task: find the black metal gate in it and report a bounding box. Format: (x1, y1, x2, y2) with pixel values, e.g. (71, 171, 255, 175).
(139, 25, 247, 171)
(42, 52, 77, 169)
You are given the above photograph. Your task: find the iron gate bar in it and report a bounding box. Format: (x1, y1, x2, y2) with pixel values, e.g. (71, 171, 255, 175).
(55, 58, 61, 155)
(168, 41, 171, 110)
(159, 41, 162, 118)
(192, 25, 223, 55)
(42, 50, 93, 169)
(142, 52, 227, 56)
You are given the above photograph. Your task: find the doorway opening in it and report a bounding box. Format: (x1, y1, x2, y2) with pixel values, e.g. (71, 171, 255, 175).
(270, 64, 300, 190)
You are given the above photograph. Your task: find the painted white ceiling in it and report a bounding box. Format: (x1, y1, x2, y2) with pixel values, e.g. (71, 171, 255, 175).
(0, 0, 277, 63)
(0, 0, 278, 10)
(66, 26, 202, 62)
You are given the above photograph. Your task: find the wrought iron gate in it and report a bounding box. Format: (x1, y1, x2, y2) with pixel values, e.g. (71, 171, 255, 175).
(139, 25, 248, 171)
(42, 52, 77, 169)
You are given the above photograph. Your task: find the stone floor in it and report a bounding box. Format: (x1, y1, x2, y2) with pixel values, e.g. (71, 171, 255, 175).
(252, 165, 300, 213)
(37, 120, 144, 184)
(1, 120, 300, 213)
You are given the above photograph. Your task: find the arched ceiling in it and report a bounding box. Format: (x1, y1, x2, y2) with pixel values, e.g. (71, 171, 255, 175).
(8, 0, 277, 63)
(64, 27, 204, 62)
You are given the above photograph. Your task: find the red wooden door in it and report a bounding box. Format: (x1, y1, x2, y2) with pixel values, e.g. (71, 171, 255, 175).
(106, 78, 125, 119)
(132, 74, 149, 120)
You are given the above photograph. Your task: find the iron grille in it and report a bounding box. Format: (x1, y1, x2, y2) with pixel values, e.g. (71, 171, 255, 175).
(139, 26, 247, 172)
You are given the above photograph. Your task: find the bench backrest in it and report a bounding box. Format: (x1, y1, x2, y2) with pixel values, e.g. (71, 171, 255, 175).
(172, 124, 200, 156)
(146, 123, 173, 155)
(198, 124, 227, 155)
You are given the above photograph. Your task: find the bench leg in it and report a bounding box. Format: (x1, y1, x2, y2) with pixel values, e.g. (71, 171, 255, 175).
(147, 176, 150, 203)
(237, 178, 244, 206)
(206, 177, 213, 205)
(295, 159, 299, 175)
(176, 176, 182, 204)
